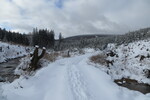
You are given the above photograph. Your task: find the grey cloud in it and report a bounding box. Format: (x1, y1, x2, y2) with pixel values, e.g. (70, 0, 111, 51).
(0, 0, 150, 37)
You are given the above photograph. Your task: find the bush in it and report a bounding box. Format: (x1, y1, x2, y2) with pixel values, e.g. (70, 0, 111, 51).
(90, 54, 113, 67)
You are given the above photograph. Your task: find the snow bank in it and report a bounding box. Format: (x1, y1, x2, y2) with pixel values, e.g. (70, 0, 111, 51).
(0, 42, 30, 63)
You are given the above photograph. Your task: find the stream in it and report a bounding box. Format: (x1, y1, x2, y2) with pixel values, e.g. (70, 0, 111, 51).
(0, 58, 21, 82)
(1, 58, 150, 94)
(115, 78, 150, 94)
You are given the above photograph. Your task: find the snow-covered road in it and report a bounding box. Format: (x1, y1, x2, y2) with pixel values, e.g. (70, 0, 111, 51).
(1, 53, 150, 100)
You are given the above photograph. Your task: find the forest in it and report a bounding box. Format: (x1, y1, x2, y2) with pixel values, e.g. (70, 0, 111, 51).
(0, 27, 150, 51)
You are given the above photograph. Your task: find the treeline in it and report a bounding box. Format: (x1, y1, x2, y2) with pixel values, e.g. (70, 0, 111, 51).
(0, 28, 55, 48)
(56, 27, 150, 50)
(115, 27, 150, 45)
(0, 28, 29, 45)
(1, 27, 150, 50)
(32, 28, 55, 48)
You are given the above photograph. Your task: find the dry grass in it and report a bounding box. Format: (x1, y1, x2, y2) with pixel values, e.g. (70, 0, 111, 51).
(61, 51, 71, 58)
(90, 54, 108, 66)
(43, 51, 71, 62)
(43, 52, 60, 62)
(62, 54, 70, 58)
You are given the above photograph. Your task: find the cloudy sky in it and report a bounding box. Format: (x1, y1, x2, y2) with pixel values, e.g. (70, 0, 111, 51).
(0, 0, 150, 37)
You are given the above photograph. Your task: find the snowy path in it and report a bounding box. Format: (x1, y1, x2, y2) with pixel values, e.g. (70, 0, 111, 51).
(67, 59, 91, 100)
(1, 54, 150, 100)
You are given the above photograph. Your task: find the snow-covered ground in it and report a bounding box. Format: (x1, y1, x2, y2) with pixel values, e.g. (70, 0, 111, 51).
(0, 42, 30, 63)
(90, 39, 150, 84)
(0, 51, 150, 100)
(1, 40, 150, 100)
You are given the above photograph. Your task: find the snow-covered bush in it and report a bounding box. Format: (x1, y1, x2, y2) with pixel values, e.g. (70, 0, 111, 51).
(43, 52, 59, 62)
(90, 39, 150, 84)
(15, 55, 31, 76)
(90, 54, 107, 66)
(15, 55, 50, 76)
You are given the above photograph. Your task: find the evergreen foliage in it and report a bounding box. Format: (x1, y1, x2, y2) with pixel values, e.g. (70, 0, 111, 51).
(1, 26, 150, 51)
(0, 27, 55, 48)
(55, 27, 150, 51)
(32, 28, 55, 48)
(0, 28, 29, 45)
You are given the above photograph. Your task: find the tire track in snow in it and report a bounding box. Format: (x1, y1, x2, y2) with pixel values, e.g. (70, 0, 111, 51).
(0, 84, 6, 100)
(67, 59, 92, 100)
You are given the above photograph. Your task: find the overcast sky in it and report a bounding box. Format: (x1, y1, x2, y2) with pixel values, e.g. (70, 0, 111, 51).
(0, 0, 150, 37)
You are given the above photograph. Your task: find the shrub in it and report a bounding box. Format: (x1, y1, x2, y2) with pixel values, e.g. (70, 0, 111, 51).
(90, 54, 113, 67)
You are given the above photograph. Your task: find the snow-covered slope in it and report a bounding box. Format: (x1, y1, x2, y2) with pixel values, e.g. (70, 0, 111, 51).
(91, 39, 150, 84)
(0, 42, 30, 63)
(1, 52, 150, 100)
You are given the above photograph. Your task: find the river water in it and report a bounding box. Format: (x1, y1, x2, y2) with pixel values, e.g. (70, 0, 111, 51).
(0, 58, 21, 82)
(115, 78, 150, 94)
(1, 58, 150, 94)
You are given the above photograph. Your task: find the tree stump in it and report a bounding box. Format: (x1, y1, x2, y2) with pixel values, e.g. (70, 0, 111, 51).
(29, 46, 46, 71)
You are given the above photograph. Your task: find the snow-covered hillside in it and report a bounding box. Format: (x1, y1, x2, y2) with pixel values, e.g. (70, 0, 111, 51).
(91, 39, 150, 84)
(0, 42, 30, 63)
(0, 50, 150, 100)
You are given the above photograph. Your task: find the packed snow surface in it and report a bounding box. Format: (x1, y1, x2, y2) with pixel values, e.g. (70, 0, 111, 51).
(1, 52, 150, 100)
